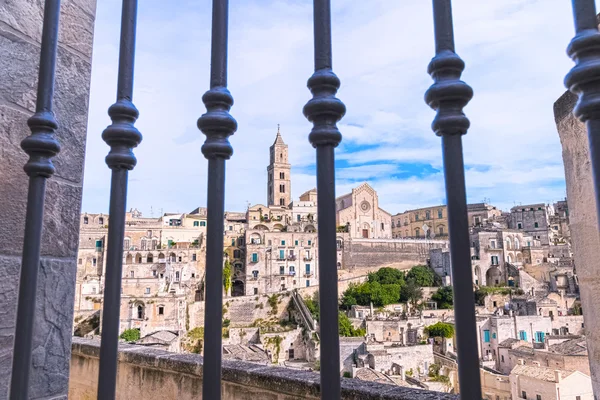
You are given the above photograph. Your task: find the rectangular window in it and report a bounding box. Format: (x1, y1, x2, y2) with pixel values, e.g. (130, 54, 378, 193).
(153, 270, 157, 277)
(534, 222, 539, 228)
(289, 265, 295, 274)
(191, 273, 195, 278)
(490, 241, 496, 248)
(158, 306, 164, 315)
(306, 264, 310, 273)
(251, 253, 258, 262)
(415, 214, 419, 221)
(253, 288, 258, 295)
(484, 330, 490, 343)
(522, 392, 526, 399)
(192, 253, 197, 261)
(518, 222, 522, 229)
(306, 280, 310, 287)
(308, 240, 312, 246)
(229, 226, 232, 231)
(536, 395, 542, 400)
(95, 240, 103, 248)
(535, 331, 545, 343)
(280, 266, 285, 275)
(193, 221, 199, 227)
(281, 240, 285, 245)
(78, 258, 82, 265)
(492, 332, 497, 339)
(231, 239, 235, 246)
(491, 256, 498, 265)
(501, 355, 504, 362)
(438, 209, 443, 218)
(200, 221, 206, 227)
(426, 211, 430, 219)
(130, 271, 134, 278)
(145, 287, 150, 294)
(92, 287, 96, 294)
(519, 330, 527, 341)
(175, 271, 180, 281)
(279, 250, 285, 259)
(381, 222, 384, 230)
(295, 240, 299, 246)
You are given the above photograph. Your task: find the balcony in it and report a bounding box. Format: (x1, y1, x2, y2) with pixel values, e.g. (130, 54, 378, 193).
(289, 271, 296, 276)
(287, 255, 297, 261)
(304, 257, 313, 261)
(70, 338, 457, 399)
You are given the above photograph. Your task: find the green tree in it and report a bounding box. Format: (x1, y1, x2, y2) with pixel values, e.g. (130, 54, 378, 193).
(304, 292, 320, 320)
(424, 322, 455, 338)
(119, 328, 140, 342)
(406, 265, 436, 287)
(368, 267, 405, 285)
(338, 312, 366, 337)
(400, 279, 423, 308)
(223, 259, 232, 294)
(432, 286, 454, 309)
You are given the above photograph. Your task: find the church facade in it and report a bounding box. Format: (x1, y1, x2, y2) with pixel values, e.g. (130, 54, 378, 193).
(336, 183, 392, 239)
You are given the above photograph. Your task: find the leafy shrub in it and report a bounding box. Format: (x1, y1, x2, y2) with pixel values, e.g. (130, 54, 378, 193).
(424, 322, 454, 338)
(119, 328, 140, 342)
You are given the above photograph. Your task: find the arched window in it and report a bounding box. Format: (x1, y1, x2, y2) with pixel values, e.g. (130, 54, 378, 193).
(125, 254, 133, 264)
(280, 153, 283, 161)
(137, 304, 145, 319)
(141, 238, 147, 250)
(415, 228, 420, 237)
(514, 238, 520, 249)
(83, 216, 89, 224)
(507, 254, 512, 263)
(147, 253, 154, 263)
(438, 226, 444, 235)
(279, 198, 285, 206)
(98, 217, 104, 225)
(170, 253, 176, 262)
(505, 239, 511, 250)
(151, 239, 158, 249)
(123, 238, 130, 250)
(136, 254, 142, 263)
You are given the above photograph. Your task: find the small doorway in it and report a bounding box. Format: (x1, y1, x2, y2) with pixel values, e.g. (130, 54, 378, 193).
(362, 229, 369, 238)
(289, 348, 294, 359)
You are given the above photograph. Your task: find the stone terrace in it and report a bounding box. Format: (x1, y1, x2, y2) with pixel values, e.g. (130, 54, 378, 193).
(70, 338, 457, 399)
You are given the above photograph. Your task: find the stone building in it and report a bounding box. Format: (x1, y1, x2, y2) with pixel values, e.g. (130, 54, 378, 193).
(509, 364, 593, 400)
(509, 203, 553, 245)
(336, 183, 392, 239)
(391, 205, 447, 239)
(75, 209, 208, 339)
(467, 203, 503, 227)
(244, 230, 318, 295)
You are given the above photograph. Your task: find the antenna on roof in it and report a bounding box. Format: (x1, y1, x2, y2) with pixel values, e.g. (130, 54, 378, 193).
(150, 206, 154, 217)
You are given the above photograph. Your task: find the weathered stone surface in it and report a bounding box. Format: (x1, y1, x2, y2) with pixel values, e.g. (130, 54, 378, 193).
(554, 89, 600, 394)
(0, 257, 78, 400)
(0, 0, 96, 398)
(70, 338, 459, 400)
(0, 33, 92, 184)
(0, 0, 96, 59)
(0, 257, 19, 400)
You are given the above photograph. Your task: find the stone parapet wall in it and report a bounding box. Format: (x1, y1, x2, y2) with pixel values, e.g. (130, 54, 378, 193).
(69, 337, 458, 399)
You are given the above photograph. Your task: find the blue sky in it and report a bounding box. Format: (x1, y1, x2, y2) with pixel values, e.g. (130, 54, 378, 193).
(81, 0, 587, 216)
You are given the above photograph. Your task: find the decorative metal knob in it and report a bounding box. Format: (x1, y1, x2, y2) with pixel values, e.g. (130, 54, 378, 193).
(102, 99, 142, 170)
(21, 111, 60, 177)
(198, 86, 237, 159)
(304, 69, 345, 147)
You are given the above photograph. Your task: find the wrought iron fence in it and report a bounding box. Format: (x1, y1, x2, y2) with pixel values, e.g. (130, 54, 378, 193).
(8, 0, 600, 399)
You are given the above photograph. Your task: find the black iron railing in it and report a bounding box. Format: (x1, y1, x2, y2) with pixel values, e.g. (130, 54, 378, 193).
(10, 0, 600, 399)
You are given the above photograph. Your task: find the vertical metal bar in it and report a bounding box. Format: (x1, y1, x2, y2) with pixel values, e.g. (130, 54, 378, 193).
(425, 1, 482, 399)
(304, 0, 345, 397)
(565, 0, 600, 226)
(197, 0, 237, 397)
(97, 1, 142, 399)
(9, 1, 61, 398)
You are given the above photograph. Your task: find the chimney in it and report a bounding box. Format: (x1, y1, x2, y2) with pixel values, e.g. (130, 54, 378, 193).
(554, 370, 562, 384)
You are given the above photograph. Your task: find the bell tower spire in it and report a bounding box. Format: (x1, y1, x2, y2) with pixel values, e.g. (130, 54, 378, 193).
(267, 125, 291, 207)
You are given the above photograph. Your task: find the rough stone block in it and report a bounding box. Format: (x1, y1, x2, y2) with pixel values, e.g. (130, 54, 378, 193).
(0, 0, 96, 59)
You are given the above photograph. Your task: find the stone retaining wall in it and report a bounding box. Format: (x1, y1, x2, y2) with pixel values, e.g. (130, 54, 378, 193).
(69, 337, 458, 399)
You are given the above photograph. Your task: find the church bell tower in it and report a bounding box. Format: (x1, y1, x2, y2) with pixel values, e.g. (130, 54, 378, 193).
(267, 125, 291, 207)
